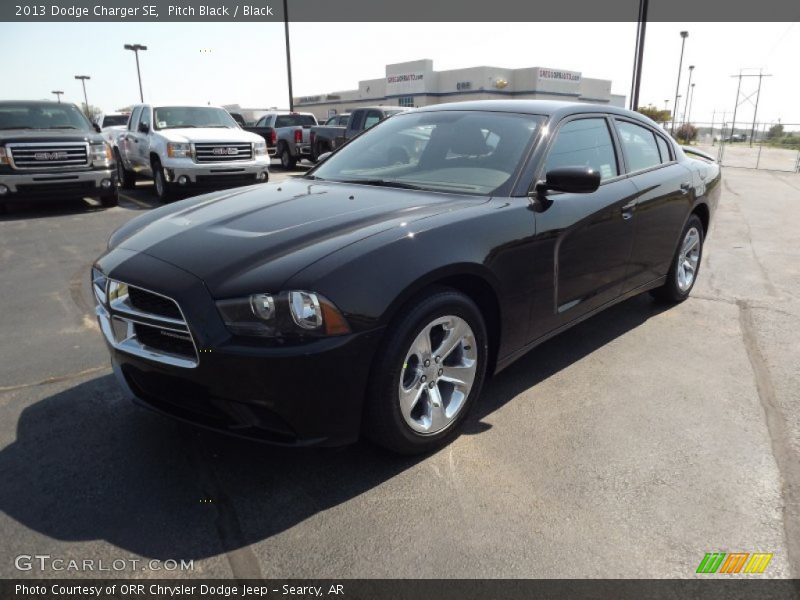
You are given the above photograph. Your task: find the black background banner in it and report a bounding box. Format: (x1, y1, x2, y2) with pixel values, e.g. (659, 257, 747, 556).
(2, 0, 800, 22)
(3, 580, 800, 600)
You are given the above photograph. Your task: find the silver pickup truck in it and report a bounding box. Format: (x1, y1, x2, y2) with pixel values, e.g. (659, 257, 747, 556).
(116, 104, 271, 200)
(244, 111, 318, 170)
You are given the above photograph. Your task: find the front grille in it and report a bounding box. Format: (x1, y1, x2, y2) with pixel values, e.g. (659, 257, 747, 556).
(8, 142, 89, 170)
(194, 142, 253, 163)
(94, 277, 198, 368)
(15, 181, 95, 197)
(128, 286, 183, 320)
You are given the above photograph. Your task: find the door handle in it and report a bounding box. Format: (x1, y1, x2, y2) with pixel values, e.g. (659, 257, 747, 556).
(621, 200, 636, 220)
(680, 182, 691, 194)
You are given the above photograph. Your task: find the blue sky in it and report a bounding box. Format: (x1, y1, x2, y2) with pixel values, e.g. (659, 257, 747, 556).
(1, 22, 797, 124)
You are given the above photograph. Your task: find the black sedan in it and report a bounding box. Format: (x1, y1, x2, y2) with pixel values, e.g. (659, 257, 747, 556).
(92, 100, 720, 454)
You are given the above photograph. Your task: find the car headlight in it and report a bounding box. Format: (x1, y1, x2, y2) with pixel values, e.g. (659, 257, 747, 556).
(91, 267, 108, 306)
(0, 146, 9, 165)
(216, 291, 350, 338)
(90, 142, 112, 165)
(254, 141, 267, 156)
(167, 142, 193, 158)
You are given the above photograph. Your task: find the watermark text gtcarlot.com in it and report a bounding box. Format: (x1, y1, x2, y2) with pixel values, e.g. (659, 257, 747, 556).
(15, 554, 194, 572)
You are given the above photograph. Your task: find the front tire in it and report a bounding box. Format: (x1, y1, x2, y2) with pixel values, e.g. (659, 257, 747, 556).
(651, 214, 704, 303)
(100, 188, 118, 207)
(152, 159, 172, 201)
(115, 150, 136, 189)
(364, 289, 488, 454)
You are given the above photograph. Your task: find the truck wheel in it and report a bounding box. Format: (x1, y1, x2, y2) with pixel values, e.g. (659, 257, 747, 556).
(280, 145, 297, 170)
(115, 149, 136, 189)
(100, 188, 119, 208)
(152, 159, 172, 201)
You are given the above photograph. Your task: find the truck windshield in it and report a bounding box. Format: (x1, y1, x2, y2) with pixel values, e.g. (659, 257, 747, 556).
(275, 114, 317, 128)
(310, 110, 544, 196)
(153, 107, 238, 130)
(0, 103, 93, 131)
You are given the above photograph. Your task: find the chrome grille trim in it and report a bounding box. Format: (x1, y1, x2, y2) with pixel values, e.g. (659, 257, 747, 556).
(8, 142, 90, 170)
(94, 277, 199, 369)
(193, 142, 253, 163)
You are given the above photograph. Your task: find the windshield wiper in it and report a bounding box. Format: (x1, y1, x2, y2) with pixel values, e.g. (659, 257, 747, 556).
(330, 178, 427, 191)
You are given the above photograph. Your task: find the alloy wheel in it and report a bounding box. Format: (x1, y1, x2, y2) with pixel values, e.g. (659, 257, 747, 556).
(398, 315, 478, 435)
(676, 226, 701, 292)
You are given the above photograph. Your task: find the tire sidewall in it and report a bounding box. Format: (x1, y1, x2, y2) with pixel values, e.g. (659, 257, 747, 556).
(153, 161, 169, 200)
(367, 290, 488, 453)
(668, 215, 704, 300)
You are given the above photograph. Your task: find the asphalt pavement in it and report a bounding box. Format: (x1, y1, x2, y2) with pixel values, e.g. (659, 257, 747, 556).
(1, 166, 798, 579)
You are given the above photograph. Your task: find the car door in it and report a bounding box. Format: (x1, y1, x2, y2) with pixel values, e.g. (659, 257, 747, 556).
(613, 119, 695, 292)
(120, 105, 141, 170)
(529, 115, 639, 338)
(133, 106, 153, 176)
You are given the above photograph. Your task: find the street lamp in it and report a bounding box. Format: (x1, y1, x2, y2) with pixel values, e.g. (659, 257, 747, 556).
(687, 83, 696, 125)
(74, 75, 91, 116)
(671, 31, 689, 134)
(683, 65, 695, 126)
(124, 43, 148, 102)
(51, 90, 64, 103)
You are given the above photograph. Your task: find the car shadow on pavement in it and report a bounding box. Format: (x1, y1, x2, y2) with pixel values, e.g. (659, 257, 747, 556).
(0, 294, 669, 563)
(0, 198, 111, 221)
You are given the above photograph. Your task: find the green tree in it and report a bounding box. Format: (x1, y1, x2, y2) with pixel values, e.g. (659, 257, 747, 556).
(637, 105, 671, 124)
(766, 123, 784, 139)
(675, 123, 698, 144)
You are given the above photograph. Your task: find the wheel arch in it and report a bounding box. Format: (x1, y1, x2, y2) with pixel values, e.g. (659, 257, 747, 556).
(691, 201, 710, 236)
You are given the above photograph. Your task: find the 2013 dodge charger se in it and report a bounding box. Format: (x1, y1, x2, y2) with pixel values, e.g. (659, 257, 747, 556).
(92, 100, 720, 454)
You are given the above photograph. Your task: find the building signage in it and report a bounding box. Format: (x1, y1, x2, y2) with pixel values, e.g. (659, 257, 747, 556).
(386, 72, 427, 95)
(456, 81, 472, 91)
(539, 69, 581, 82)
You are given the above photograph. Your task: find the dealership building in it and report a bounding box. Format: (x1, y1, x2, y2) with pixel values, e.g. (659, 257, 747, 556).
(294, 59, 626, 119)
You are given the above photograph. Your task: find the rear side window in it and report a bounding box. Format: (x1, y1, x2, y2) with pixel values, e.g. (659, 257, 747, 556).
(616, 120, 661, 172)
(363, 111, 382, 130)
(543, 118, 619, 182)
(139, 107, 151, 130)
(655, 134, 672, 163)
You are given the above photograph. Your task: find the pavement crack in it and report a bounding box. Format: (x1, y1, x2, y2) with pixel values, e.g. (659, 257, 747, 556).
(737, 299, 800, 577)
(0, 365, 109, 394)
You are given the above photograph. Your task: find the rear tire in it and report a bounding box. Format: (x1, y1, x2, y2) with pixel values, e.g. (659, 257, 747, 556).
(363, 289, 488, 455)
(100, 189, 118, 208)
(115, 150, 136, 189)
(650, 214, 704, 303)
(279, 144, 297, 170)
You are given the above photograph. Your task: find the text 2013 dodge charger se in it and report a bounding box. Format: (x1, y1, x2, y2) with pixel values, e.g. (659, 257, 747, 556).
(92, 101, 720, 454)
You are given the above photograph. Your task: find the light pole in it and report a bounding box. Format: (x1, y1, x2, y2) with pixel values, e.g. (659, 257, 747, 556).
(671, 31, 688, 134)
(74, 75, 91, 116)
(683, 65, 695, 127)
(124, 43, 147, 102)
(51, 90, 64, 103)
(687, 83, 696, 125)
(283, 0, 294, 111)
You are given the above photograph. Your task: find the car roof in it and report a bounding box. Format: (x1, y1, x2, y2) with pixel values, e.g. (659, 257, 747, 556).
(413, 99, 656, 126)
(0, 100, 71, 107)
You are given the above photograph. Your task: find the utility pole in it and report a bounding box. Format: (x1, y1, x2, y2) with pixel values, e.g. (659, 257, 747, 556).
(671, 31, 689, 134)
(124, 44, 148, 102)
(683, 65, 694, 127)
(728, 69, 772, 145)
(51, 90, 64, 103)
(687, 83, 696, 125)
(283, 0, 294, 111)
(629, 0, 649, 111)
(74, 75, 91, 116)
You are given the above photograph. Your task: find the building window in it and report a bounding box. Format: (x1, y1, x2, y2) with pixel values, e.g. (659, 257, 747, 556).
(398, 96, 415, 107)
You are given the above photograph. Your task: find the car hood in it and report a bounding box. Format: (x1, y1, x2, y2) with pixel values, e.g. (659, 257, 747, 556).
(0, 129, 102, 144)
(156, 127, 262, 143)
(112, 178, 483, 297)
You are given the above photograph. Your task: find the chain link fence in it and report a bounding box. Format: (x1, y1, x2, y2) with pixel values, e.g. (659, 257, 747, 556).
(657, 121, 800, 173)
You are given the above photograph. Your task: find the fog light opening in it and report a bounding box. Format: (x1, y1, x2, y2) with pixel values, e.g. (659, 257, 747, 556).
(177, 175, 189, 185)
(257, 171, 267, 181)
(100, 178, 113, 189)
(0, 184, 9, 195)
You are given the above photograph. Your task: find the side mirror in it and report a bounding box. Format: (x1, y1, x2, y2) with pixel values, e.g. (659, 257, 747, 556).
(536, 167, 601, 195)
(317, 152, 332, 163)
(93, 123, 102, 133)
(138, 122, 149, 134)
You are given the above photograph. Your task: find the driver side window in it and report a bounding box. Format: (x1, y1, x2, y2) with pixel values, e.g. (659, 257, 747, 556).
(544, 118, 619, 182)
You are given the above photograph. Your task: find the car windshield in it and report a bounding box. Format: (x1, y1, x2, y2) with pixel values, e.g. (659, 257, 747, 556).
(0, 103, 93, 131)
(102, 115, 128, 127)
(310, 110, 544, 195)
(153, 106, 238, 130)
(275, 114, 317, 127)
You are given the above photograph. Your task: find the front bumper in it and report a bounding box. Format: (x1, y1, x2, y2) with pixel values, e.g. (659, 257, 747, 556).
(0, 167, 116, 199)
(95, 250, 383, 447)
(161, 157, 270, 188)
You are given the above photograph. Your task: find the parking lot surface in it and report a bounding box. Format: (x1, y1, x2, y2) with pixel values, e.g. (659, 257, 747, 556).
(1, 166, 798, 578)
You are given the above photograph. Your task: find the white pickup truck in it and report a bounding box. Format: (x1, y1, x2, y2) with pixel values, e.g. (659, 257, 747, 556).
(116, 104, 270, 200)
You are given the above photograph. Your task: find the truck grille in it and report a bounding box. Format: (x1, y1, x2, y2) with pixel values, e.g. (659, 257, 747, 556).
(8, 142, 89, 170)
(194, 142, 253, 163)
(94, 277, 199, 369)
